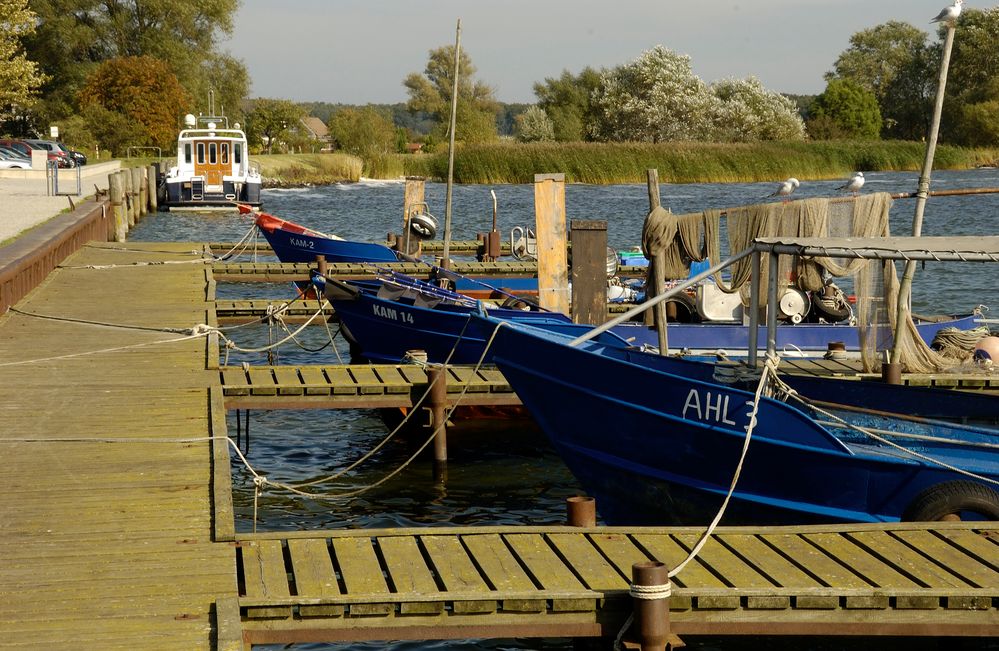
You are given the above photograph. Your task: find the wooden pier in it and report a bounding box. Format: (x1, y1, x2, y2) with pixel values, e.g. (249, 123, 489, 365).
(1, 240, 997, 649)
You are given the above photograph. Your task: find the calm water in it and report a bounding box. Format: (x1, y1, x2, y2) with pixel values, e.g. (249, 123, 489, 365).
(130, 170, 999, 650)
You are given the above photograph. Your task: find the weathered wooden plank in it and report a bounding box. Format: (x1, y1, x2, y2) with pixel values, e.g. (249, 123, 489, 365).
(503, 533, 595, 612)
(298, 366, 331, 395)
(287, 538, 343, 617)
(323, 367, 358, 395)
(462, 533, 545, 612)
(372, 366, 411, 395)
(346, 366, 385, 395)
(477, 367, 512, 392)
(246, 367, 278, 396)
(420, 534, 496, 614)
(448, 366, 489, 393)
(240, 540, 292, 619)
(272, 366, 303, 395)
(220, 368, 249, 395)
(892, 529, 999, 587)
(330, 537, 392, 616)
(376, 535, 443, 614)
(547, 532, 628, 591)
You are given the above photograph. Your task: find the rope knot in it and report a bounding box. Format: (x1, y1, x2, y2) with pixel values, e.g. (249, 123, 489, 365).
(253, 476, 268, 489)
(187, 323, 216, 336)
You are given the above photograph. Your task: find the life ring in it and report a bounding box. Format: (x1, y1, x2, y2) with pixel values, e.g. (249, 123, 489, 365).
(409, 212, 438, 240)
(901, 481, 999, 521)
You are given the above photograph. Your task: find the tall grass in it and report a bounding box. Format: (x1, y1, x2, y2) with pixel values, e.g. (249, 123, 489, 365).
(254, 153, 363, 185)
(388, 141, 999, 185)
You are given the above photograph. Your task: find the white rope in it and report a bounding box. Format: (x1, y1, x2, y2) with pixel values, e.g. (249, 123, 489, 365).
(629, 583, 672, 599)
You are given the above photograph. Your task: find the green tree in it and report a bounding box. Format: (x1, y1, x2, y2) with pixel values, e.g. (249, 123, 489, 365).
(514, 105, 555, 142)
(24, 0, 246, 127)
(77, 55, 191, 152)
(247, 98, 304, 154)
(709, 77, 806, 142)
(328, 106, 396, 156)
(533, 67, 602, 141)
(404, 45, 499, 144)
(942, 8, 999, 145)
(808, 78, 882, 140)
(0, 0, 47, 120)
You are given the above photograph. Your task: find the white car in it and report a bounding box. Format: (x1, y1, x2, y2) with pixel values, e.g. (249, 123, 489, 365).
(0, 158, 30, 169)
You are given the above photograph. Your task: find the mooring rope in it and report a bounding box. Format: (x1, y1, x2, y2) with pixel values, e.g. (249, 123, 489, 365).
(614, 355, 777, 651)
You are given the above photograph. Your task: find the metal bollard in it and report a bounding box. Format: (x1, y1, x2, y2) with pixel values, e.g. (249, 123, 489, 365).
(427, 365, 448, 482)
(566, 496, 596, 527)
(631, 561, 670, 651)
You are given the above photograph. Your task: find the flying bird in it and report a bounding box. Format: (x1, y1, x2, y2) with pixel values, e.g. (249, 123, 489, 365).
(931, 0, 963, 24)
(836, 172, 865, 195)
(768, 177, 800, 200)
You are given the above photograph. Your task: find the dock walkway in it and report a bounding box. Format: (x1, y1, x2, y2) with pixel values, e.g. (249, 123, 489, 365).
(1, 241, 998, 649)
(0, 242, 235, 649)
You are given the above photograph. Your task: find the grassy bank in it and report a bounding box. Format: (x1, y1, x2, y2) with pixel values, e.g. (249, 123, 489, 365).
(395, 141, 999, 185)
(254, 153, 364, 186)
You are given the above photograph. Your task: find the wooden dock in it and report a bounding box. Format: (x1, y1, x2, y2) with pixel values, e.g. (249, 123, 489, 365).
(1, 240, 998, 649)
(0, 242, 236, 650)
(234, 523, 999, 646)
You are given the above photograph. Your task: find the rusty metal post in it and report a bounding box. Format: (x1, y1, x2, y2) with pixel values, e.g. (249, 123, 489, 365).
(315, 254, 327, 277)
(882, 362, 902, 385)
(631, 561, 670, 651)
(427, 364, 448, 482)
(566, 496, 596, 527)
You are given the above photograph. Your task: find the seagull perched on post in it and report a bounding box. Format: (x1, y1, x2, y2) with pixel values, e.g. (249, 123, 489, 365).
(836, 172, 865, 195)
(768, 177, 800, 201)
(931, 0, 963, 24)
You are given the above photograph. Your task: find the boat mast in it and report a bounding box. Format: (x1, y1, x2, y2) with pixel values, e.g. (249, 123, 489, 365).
(890, 18, 958, 365)
(441, 18, 461, 271)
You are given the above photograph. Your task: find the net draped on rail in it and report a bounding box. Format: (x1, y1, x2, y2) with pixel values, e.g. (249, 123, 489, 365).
(641, 192, 960, 373)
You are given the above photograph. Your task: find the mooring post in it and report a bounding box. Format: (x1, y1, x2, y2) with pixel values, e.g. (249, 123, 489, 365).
(316, 254, 327, 278)
(403, 176, 426, 257)
(631, 561, 671, 651)
(109, 172, 127, 242)
(147, 164, 159, 212)
(427, 365, 448, 482)
(135, 166, 147, 217)
(122, 170, 135, 227)
(534, 173, 570, 314)
(643, 170, 669, 354)
(570, 220, 608, 325)
(566, 496, 596, 527)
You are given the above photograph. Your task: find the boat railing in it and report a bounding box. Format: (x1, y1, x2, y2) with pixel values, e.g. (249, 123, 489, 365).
(571, 236, 999, 366)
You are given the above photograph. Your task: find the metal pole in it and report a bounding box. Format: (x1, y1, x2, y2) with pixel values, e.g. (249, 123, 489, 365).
(631, 561, 670, 651)
(748, 250, 761, 367)
(892, 21, 957, 365)
(441, 18, 461, 271)
(766, 249, 780, 359)
(428, 365, 448, 483)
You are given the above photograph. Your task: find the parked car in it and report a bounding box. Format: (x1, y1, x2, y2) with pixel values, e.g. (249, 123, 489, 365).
(0, 156, 31, 170)
(55, 142, 87, 166)
(23, 139, 76, 167)
(0, 138, 73, 168)
(0, 145, 31, 162)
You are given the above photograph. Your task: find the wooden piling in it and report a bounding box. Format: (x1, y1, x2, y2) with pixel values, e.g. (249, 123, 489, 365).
(133, 166, 146, 218)
(428, 364, 448, 482)
(147, 164, 159, 212)
(570, 220, 608, 325)
(534, 173, 570, 314)
(631, 561, 670, 651)
(403, 176, 426, 257)
(644, 169, 669, 353)
(122, 169, 135, 227)
(108, 172, 127, 242)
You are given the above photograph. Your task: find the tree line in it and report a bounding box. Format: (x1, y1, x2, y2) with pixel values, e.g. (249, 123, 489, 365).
(2, 1, 997, 157)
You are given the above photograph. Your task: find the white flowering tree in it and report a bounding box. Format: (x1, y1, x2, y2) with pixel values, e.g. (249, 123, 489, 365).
(710, 77, 807, 142)
(590, 46, 719, 142)
(515, 105, 555, 142)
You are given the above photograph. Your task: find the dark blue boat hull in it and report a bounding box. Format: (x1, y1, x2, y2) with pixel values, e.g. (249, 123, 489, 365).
(484, 319, 999, 525)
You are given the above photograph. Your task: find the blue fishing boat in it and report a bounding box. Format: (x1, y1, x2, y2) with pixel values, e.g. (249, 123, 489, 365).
(253, 209, 401, 265)
(479, 316, 999, 525)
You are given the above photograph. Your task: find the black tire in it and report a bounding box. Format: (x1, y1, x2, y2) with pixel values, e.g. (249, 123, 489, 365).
(901, 481, 999, 522)
(665, 291, 699, 323)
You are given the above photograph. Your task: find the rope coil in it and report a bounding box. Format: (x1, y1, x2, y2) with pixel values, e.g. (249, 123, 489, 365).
(629, 582, 672, 600)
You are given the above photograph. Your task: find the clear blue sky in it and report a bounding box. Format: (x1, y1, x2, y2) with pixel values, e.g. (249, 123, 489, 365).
(222, 0, 972, 104)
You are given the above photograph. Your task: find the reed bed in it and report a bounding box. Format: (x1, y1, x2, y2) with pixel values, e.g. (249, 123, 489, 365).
(394, 141, 998, 185)
(254, 153, 363, 185)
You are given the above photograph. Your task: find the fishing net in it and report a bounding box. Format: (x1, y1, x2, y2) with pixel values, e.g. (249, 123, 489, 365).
(642, 192, 959, 373)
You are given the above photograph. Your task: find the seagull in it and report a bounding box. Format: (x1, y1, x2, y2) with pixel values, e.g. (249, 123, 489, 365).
(836, 172, 865, 195)
(931, 0, 963, 24)
(768, 177, 800, 200)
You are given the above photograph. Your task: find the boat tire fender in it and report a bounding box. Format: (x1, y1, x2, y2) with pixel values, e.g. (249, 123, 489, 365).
(409, 212, 438, 240)
(901, 480, 999, 522)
